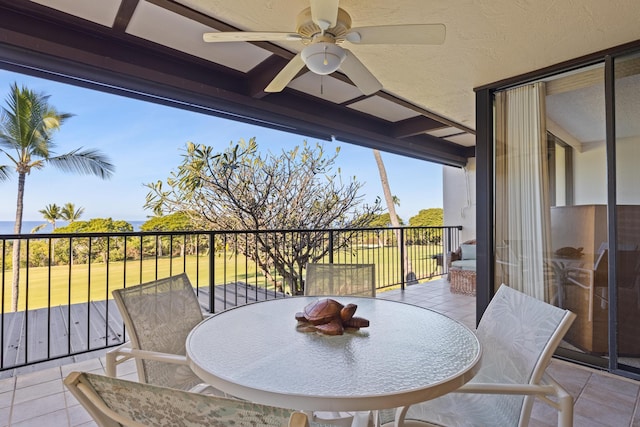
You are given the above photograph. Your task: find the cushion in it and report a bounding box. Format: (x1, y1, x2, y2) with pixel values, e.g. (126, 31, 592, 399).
(460, 244, 476, 260)
(451, 259, 476, 271)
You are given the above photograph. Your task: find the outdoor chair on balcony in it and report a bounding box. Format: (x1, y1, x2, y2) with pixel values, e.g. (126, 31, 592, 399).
(381, 284, 576, 427)
(65, 371, 309, 427)
(105, 273, 218, 394)
(448, 239, 477, 295)
(305, 263, 376, 297)
(304, 263, 376, 427)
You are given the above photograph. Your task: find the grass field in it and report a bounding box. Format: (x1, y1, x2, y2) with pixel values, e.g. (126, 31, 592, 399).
(1, 245, 441, 312)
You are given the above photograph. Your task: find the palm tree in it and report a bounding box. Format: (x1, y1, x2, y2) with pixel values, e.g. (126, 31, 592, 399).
(31, 203, 62, 233)
(61, 202, 84, 223)
(373, 149, 416, 284)
(0, 82, 115, 311)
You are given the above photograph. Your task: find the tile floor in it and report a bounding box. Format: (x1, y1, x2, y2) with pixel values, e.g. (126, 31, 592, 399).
(0, 279, 639, 426)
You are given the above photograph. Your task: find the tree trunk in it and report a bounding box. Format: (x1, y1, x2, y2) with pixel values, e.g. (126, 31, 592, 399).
(11, 173, 26, 312)
(373, 150, 416, 285)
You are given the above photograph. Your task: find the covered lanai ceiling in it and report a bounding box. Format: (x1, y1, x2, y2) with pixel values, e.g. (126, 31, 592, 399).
(0, 1, 639, 167)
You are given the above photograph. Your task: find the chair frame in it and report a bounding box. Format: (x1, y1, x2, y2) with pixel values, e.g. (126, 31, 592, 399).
(389, 284, 576, 427)
(105, 273, 206, 390)
(65, 371, 309, 427)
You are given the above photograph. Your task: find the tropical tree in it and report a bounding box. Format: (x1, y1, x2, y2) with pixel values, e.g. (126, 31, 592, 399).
(141, 212, 199, 257)
(0, 82, 115, 311)
(31, 203, 62, 233)
(60, 202, 85, 222)
(409, 208, 444, 245)
(373, 149, 416, 284)
(145, 139, 381, 294)
(55, 218, 133, 264)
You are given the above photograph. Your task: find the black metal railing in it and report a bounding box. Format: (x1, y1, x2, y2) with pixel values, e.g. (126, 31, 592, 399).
(0, 225, 461, 371)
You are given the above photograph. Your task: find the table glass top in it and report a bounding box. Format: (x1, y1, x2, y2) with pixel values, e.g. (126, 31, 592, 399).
(187, 296, 480, 400)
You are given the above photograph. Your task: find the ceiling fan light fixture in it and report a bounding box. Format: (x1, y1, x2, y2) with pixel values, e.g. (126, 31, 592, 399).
(301, 42, 346, 75)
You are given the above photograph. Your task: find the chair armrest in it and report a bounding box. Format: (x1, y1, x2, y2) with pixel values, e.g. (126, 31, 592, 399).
(393, 374, 573, 427)
(455, 381, 557, 396)
(448, 251, 461, 267)
(105, 343, 189, 377)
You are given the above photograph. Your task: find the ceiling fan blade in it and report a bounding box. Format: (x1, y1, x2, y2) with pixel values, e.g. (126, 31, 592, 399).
(265, 53, 306, 93)
(203, 32, 303, 43)
(340, 49, 382, 96)
(310, 0, 339, 30)
(345, 24, 446, 45)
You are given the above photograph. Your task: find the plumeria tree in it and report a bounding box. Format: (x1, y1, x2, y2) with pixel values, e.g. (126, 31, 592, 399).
(145, 139, 381, 294)
(0, 82, 115, 311)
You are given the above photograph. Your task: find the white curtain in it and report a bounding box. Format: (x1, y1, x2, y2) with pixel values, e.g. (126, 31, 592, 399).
(494, 82, 553, 301)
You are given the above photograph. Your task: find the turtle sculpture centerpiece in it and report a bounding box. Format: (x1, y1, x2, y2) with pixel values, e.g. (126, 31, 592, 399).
(295, 298, 370, 336)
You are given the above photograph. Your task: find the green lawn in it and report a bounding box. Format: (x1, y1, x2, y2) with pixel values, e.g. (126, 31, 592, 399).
(2, 254, 262, 312)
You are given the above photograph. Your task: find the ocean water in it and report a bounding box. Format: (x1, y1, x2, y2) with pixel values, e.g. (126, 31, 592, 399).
(0, 220, 145, 234)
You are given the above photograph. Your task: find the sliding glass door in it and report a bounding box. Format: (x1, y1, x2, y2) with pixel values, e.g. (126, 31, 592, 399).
(491, 57, 640, 377)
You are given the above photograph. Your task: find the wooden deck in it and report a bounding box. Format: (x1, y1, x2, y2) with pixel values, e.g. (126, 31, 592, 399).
(0, 283, 287, 373)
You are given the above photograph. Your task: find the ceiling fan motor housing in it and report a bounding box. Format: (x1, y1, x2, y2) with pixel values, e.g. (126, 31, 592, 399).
(296, 7, 352, 43)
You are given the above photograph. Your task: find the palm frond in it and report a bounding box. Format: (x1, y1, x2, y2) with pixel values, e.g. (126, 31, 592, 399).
(47, 147, 115, 179)
(0, 164, 10, 181)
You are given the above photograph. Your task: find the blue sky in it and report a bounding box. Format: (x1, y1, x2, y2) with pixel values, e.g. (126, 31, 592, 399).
(0, 70, 442, 223)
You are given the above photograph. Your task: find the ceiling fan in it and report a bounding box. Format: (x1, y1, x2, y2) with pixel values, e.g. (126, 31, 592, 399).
(202, 0, 445, 96)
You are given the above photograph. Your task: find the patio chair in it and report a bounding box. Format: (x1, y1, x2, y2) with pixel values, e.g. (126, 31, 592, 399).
(305, 263, 376, 297)
(382, 284, 576, 427)
(447, 239, 476, 295)
(304, 263, 376, 427)
(65, 371, 309, 427)
(105, 273, 214, 393)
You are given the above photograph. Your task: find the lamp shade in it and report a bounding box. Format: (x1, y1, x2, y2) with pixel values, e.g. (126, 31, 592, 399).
(301, 42, 346, 75)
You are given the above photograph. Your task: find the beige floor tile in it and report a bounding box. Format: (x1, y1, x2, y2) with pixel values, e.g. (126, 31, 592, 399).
(0, 379, 14, 395)
(10, 393, 66, 424)
(587, 371, 640, 398)
(12, 379, 64, 405)
(574, 393, 634, 427)
(15, 367, 60, 389)
(10, 408, 69, 427)
(0, 391, 12, 411)
(61, 359, 104, 378)
(0, 406, 10, 427)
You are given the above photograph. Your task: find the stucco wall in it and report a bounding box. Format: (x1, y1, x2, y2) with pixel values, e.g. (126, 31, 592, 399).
(443, 157, 476, 243)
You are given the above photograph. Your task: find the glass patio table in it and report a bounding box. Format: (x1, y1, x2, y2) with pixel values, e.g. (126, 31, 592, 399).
(186, 296, 481, 425)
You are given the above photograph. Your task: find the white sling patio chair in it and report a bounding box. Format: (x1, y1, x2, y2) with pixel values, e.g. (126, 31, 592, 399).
(65, 371, 309, 427)
(382, 284, 576, 427)
(105, 273, 214, 393)
(305, 263, 376, 297)
(304, 263, 376, 427)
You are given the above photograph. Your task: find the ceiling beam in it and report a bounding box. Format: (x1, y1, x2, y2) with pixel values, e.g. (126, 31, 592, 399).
(392, 116, 448, 138)
(113, 0, 140, 32)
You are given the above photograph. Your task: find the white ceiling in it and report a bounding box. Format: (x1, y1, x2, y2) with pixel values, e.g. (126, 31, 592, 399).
(25, 0, 640, 147)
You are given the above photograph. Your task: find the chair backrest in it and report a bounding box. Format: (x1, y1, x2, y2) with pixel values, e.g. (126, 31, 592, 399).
(112, 273, 205, 389)
(304, 263, 376, 297)
(64, 371, 307, 427)
(473, 284, 576, 425)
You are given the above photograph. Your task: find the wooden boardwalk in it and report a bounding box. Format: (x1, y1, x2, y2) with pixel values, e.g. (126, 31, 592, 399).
(1, 283, 288, 373)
